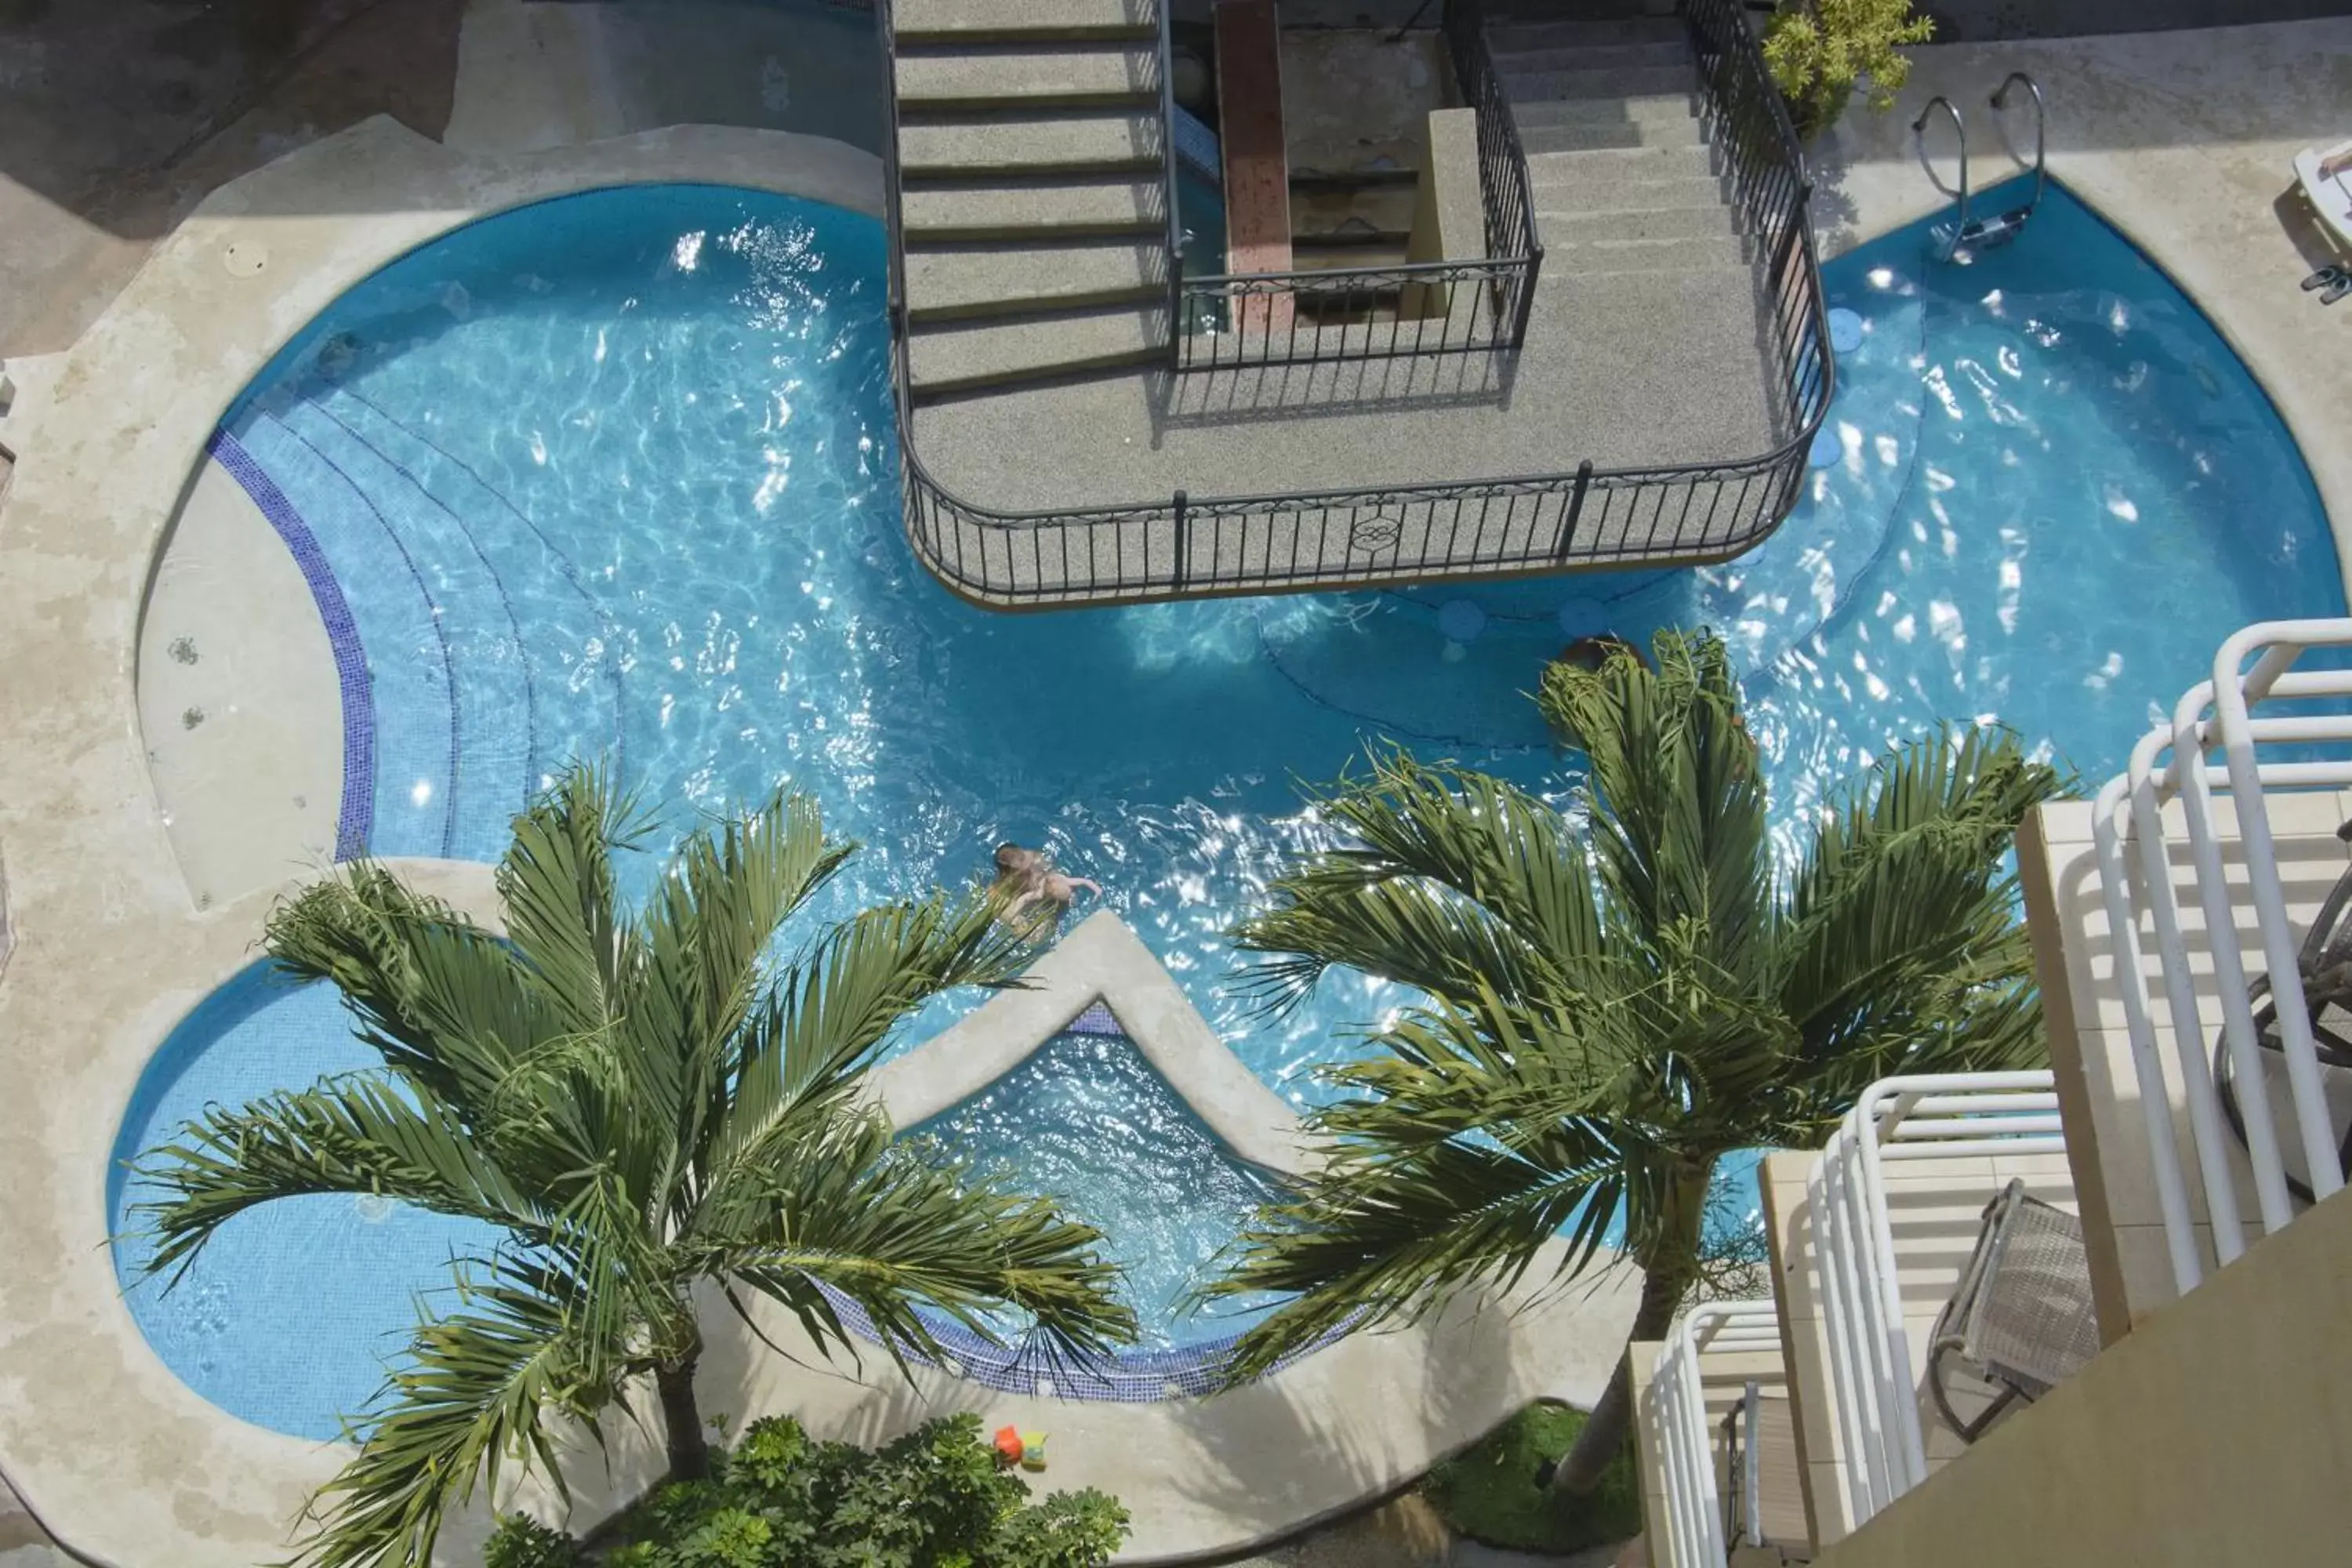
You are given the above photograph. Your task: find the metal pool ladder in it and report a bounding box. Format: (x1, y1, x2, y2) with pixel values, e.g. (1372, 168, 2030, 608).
(1913, 72, 2047, 262)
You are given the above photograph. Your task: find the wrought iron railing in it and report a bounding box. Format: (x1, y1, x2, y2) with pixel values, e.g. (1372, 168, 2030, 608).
(1172, 0, 1541, 371)
(877, 0, 1832, 608)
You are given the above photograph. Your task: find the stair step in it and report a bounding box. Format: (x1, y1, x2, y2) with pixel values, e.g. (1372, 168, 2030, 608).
(1532, 169, 1731, 219)
(907, 304, 1162, 396)
(895, 43, 1159, 111)
(1487, 16, 1686, 50)
(1543, 230, 1753, 274)
(901, 176, 1165, 240)
(905, 239, 1161, 321)
(899, 110, 1164, 177)
(894, 0, 1157, 44)
(1527, 144, 1722, 187)
(1291, 183, 1418, 242)
(1290, 243, 1412, 273)
(1536, 201, 1740, 243)
(1493, 40, 1690, 74)
(1516, 101, 1707, 154)
(1504, 62, 1694, 101)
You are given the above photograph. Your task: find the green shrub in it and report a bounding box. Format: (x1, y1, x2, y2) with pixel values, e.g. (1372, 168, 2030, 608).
(1423, 1402, 1642, 1556)
(516, 1414, 1131, 1568)
(484, 1514, 583, 1568)
(1761, 0, 1935, 138)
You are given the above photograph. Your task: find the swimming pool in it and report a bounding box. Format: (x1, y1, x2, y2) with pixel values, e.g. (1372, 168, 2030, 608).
(117, 176, 2342, 1438)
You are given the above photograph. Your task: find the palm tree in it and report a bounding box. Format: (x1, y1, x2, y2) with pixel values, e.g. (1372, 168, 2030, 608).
(1202, 631, 2061, 1494)
(132, 767, 1135, 1568)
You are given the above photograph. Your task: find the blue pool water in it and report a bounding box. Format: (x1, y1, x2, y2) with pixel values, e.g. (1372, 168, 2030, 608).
(901, 1028, 1289, 1350)
(117, 176, 2343, 1436)
(109, 964, 503, 1440)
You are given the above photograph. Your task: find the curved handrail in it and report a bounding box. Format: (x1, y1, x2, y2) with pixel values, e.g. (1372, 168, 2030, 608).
(1990, 71, 2047, 214)
(1911, 94, 1969, 260)
(875, 0, 1835, 608)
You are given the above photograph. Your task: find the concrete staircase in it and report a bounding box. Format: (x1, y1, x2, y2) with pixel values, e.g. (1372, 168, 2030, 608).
(1489, 13, 1756, 283)
(891, 0, 1171, 401)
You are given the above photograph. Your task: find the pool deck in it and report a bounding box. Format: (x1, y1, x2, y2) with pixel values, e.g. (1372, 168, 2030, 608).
(2, 12, 2351, 1568)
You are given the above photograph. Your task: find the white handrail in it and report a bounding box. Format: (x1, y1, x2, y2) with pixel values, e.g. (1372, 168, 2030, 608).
(1647, 1301, 1780, 1568)
(1806, 1070, 2059, 1530)
(2090, 619, 2352, 1294)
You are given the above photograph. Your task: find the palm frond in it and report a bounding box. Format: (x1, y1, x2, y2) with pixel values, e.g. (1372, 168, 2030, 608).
(691, 1108, 1134, 1371)
(265, 866, 554, 1120)
(291, 1253, 620, 1568)
(131, 1078, 551, 1283)
(1203, 1127, 1622, 1384)
(1232, 749, 1598, 1015)
(632, 789, 858, 1179)
(693, 893, 1027, 1203)
(1770, 727, 2066, 1127)
(1539, 630, 1773, 989)
(495, 762, 650, 1039)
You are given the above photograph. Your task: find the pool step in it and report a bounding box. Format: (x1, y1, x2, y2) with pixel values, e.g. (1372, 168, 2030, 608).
(316, 390, 626, 782)
(231, 411, 462, 859)
(274, 401, 536, 855)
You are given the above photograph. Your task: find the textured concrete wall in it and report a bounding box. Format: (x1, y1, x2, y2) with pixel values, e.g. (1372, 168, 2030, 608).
(1812, 1182, 2352, 1568)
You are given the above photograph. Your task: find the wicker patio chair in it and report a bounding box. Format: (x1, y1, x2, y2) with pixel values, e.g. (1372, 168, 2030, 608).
(1925, 1178, 2100, 1443)
(2214, 823, 2352, 1202)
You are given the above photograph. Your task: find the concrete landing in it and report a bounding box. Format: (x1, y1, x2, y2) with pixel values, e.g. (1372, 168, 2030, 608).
(911, 256, 1784, 509)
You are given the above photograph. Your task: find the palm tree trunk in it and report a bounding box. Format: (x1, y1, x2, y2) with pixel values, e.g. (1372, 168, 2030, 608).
(1548, 1164, 1716, 1497)
(656, 1342, 710, 1481)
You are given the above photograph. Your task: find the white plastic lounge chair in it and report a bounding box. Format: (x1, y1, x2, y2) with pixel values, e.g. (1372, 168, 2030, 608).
(2293, 139, 2352, 254)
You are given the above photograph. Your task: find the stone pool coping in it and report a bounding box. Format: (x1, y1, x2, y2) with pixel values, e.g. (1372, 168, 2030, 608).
(0, 117, 1642, 1567)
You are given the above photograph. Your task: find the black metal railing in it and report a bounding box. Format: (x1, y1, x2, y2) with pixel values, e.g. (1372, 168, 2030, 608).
(1172, 0, 1542, 371)
(876, 0, 1832, 608)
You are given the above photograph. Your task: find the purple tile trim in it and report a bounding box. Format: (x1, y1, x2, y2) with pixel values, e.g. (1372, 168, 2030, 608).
(818, 1022, 1341, 1403)
(812, 1278, 1336, 1404)
(205, 429, 375, 860)
(1065, 1001, 1123, 1036)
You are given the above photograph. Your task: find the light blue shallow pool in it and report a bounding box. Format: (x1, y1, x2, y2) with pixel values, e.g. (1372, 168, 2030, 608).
(115, 177, 2343, 1436)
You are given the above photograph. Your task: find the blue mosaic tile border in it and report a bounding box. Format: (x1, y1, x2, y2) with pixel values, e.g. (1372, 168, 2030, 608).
(826, 1012, 1339, 1403)
(1065, 1000, 1121, 1036)
(813, 1279, 1337, 1404)
(206, 428, 375, 859)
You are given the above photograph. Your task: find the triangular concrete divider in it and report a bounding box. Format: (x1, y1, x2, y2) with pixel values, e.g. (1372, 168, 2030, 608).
(868, 909, 1319, 1178)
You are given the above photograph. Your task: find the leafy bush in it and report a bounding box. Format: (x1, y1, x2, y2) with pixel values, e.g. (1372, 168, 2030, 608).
(513, 1414, 1130, 1568)
(485, 1514, 583, 1568)
(1424, 1401, 1642, 1555)
(1761, 0, 1934, 138)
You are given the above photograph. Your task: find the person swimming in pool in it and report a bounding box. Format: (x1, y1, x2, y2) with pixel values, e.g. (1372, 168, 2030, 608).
(991, 843, 1101, 939)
